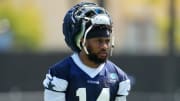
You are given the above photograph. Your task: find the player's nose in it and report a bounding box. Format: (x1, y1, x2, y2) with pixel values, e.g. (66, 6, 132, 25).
(100, 41, 109, 50)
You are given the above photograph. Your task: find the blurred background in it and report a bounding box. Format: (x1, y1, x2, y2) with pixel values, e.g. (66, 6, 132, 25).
(0, 0, 180, 101)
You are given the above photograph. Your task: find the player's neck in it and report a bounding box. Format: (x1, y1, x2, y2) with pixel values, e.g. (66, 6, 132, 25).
(79, 52, 100, 68)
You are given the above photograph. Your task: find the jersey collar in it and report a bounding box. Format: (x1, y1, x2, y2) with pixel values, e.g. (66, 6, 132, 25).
(71, 53, 105, 78)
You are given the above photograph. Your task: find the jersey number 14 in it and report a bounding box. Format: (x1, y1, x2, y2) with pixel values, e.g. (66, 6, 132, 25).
(76, 88, 110, 101)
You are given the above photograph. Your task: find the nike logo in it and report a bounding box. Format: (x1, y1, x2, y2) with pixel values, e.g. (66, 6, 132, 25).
(87, 80, 100, 84)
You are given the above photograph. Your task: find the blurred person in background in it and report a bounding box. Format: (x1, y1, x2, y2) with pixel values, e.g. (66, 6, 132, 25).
(43, 2, 131, 101)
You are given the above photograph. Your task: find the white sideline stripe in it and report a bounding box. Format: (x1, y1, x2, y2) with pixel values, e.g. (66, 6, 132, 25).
(0, 91, 43, 101)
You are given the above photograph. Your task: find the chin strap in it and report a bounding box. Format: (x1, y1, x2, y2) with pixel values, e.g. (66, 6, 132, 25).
(82, 25, 93, 55)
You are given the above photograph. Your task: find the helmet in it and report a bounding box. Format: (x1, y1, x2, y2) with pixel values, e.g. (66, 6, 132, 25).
(63, 2, 112, 53)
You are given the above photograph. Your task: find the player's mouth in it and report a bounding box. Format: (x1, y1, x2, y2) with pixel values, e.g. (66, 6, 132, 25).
(99, 52, 108, 57)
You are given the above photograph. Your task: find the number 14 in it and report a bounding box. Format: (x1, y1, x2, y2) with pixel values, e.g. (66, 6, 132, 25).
(76, 88, 110, 101)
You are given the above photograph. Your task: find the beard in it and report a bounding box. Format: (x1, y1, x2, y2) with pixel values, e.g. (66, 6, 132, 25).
(87, 47, 108, 64)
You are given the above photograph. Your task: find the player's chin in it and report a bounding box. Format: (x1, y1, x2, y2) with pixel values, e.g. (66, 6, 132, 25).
(97, 57, 107, 63)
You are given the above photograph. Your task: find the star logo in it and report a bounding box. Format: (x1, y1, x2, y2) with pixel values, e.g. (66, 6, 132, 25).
(47, 77, 55, 90)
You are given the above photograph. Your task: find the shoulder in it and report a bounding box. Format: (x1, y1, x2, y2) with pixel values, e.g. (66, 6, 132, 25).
(43, 56, 74, 92)
(105, 60, 129, 81)
(48, 55, 74, 79)
(106, 61, 131, 96)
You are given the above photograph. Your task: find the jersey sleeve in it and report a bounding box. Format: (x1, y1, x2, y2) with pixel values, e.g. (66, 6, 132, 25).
(107, 61, 131, 97)
(43, 73, 68, 101)
(115, 79, 130, 101)
(43, 74, 68, 101)
(113, 62, 131, 101)
(117, 79, 131, 96)
(43, 57, 72, 101)
(43, 74, 68, 92)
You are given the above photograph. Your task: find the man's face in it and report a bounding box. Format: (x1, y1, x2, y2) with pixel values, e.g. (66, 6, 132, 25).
(86, 37, 110, 64)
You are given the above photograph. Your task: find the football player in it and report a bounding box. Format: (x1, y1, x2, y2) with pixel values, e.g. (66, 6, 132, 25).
(43, 2, 131, 101)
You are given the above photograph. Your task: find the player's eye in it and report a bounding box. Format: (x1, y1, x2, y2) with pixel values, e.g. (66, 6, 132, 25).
(96, 38, 110, 46)
(105, 39, 110, 44)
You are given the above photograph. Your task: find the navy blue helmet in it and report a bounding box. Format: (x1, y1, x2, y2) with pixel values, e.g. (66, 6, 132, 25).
(63, 2, 112, 52)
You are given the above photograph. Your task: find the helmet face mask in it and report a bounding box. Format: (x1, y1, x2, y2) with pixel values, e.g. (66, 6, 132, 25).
(74, 6, 107, 21)
(63, 2, 112, 53)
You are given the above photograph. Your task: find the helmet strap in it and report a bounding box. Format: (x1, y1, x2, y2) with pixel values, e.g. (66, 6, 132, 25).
(82, 25, 93, 55)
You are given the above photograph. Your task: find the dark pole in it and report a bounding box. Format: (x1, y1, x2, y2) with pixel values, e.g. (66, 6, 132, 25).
(164, 0, 176, 97)
(168, 0, 176, 56)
